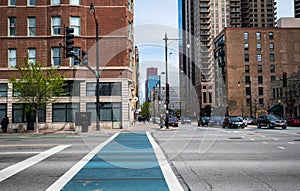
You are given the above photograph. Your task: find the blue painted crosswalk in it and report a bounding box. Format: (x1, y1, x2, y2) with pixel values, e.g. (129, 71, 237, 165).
(61, 132, 171, 191)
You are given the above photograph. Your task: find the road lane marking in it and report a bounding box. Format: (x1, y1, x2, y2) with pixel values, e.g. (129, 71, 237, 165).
(250, 139, 255, 141)
(46, 133, 119, 191)
(0, 152, 40, 155)
(0, 145, 71, 182)
(278, 146, 286, 150)
(262, 142, 268, 144)
(288, 142, 295, 145)
(273, 138, 279, 141)
(147, 132, 184, 191)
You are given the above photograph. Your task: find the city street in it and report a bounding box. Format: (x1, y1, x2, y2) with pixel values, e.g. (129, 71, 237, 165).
(0, 124, 299, 191)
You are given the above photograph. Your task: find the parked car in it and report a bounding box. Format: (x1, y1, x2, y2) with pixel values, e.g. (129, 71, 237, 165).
(257, 114, 287, 129)
(208, 116, 224, 127)
(181, 117, 192, 124)
(287, 118, 300, 127)
(244, 117, 255, 125)
(198, 116, 210, 126)
(168, 117, 179, 127)
(222, 117, 245, 129)
(236, 116, 247, 127)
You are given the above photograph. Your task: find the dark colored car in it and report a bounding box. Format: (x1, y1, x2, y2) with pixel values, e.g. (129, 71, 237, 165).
(208, 116, 224, 127)
(287, 119, 300, 127)
(168, 117, 179, 127)
(198, 116, 210, 126)
(257, 114, 287, 129)
(181, 117, 192, 124)
(222, 117, 245, 129)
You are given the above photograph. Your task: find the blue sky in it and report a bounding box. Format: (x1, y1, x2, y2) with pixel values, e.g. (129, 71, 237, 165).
(134, 0, 294, 99)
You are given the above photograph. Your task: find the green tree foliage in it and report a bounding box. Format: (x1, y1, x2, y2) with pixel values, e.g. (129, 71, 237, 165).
(140, 101, 151, 119)
(9, 58, 66, 133)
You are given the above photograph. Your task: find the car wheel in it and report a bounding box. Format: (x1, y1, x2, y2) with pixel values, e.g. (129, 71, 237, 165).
(282, 126, 287, 130)
(257, 123, 261, 128)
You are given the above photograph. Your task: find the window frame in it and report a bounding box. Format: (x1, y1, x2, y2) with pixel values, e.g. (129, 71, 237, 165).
(52, 47, 61, 66)
(256, 32, 261, 40)
(51, 0, 60, 5)
(256, 43, 261, 51)
(8, 17, 17, 36)
(52, 103, 79, 122)
(269, 32, 274, 40)
(244, 54, 249, 62)
(27, 0, 36, 6)
(243, 32, 248, 40)
(51, 16, 61, 35)
(270, 54, 275, 62)
(257, 54, 262, 62)
(28, 48, 36, 64)
(8, 48, 17, 67)
(269, 43, 274, 51)
(69, 0, 80, 5)
(70, 16, 80, 36)
(257, 65, 263, 73)
(244, 43, 249, 51)
(28, 17, 36, 36)
(8, 0, 16, 6)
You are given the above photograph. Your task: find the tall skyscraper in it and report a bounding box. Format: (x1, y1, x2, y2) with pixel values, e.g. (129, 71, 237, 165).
(180, 0, 277, 117)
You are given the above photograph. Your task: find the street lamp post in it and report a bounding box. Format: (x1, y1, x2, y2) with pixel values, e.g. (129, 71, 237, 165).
(90, 3, 100, 131)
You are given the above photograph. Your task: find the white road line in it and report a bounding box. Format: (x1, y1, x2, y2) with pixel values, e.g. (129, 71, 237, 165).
(0, 145, 71, 182)
(273, 138, 279, 141)
(147, 132, 184, 191)
(278, 146, 286, 150)
(250, 139, 255, 141)
(262, 142, 268, 144)
(288, 142, 295, 145)
(0, 152, 40, 155)
(46, 133, 119, 191)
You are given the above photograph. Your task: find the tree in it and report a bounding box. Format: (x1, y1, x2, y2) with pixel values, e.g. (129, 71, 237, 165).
(140, 101, 151, 120)
(9, 58, 66, 133)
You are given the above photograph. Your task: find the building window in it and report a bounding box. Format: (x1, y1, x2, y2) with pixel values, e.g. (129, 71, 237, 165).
(62, 81, 80, 96)
(269, 32, 274, 40)
(86, 102, 122, 122)
(70, 17, 80, 36)
(0, 84, 8, 97)
(270, 65, 275, 73)
(8, 0, 16, 6)
(12, 104, 46, 123)
(245, 65, 250, 73)
(258, 87, 264, 96)
(258, 65, 262, 73)
(244, 43, 249, 51)
(246, 87, 251, 96)
(244, 32, 248, 40)
(256, 43, 261, 51)
(245, 76, 250, 84)
(70, 0, 80, 5)
(0, 104, 7, 121)
(246, 98, 251, 105)
(51, 0, 60, 5)
(259, 98, 264, 106)
(270, 54, 275, 62)
(86, 82, 122, 96)
(8, 17, 17, 36)
(71, 48, 80, 66)
(51, 16, 61, 35)
(256, 32, 261, 40)
(270, 76, 276, 82)
(258, 76, 263, 84)
(257, 54, 262, 62)
(244, 54, 249, 62)
(52, 47, 61, 66)
(52, 103, 79, 122)
(8, 48, 17, 67)
(28, 0, 36, 6)
(269, 43, 274, 51)
(28, 17, 36, 36)
(28, 48, 36, 64)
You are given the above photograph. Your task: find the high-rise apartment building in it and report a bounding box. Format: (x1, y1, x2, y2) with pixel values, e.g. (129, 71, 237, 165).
(0, 0, 136, 130)
(180, 0, 277, 117)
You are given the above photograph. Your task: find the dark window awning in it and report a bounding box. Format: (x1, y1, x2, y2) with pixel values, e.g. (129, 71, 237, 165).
(268, 104, 283, 112)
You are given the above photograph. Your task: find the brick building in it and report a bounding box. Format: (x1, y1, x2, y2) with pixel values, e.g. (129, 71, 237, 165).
(214, 27, 300, 117)
(0, 0, 136, 130)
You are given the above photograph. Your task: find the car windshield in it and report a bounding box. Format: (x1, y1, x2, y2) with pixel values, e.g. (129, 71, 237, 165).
(202, 117, 210, 120)
(267, 115, 280, 120)
(229, 117, 242, 122)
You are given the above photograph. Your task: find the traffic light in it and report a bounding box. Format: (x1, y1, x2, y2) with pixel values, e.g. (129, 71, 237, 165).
(65, 27, 74, 58)
(283, 72, 287, 87)
(81, 51, 88, 66)
(165, 83, 170, 104)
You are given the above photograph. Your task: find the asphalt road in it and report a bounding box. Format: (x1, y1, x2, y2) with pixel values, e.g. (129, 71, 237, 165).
(0, 124, 299, 191)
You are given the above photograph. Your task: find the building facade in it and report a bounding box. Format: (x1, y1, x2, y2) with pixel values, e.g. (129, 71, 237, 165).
(214, 27, 300, 117)
(180, 0, 277, 118)
(0, 0, 136, 130)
